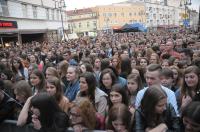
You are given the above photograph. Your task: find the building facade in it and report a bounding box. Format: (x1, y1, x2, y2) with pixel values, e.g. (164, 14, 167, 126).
(66, 8, 97, 36)
(0, 0, 68, 44)
(95, 2, 146, 30)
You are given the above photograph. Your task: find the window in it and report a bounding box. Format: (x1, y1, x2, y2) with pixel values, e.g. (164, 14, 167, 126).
(87, 21, 90, 27)
(129, 12, 132, 16)
(73, 23, 76, 28)
(114, 13, 117, 17)
(79, 22, 81, 28)
(46, 8, 49, 19)
(93, 21, 96, 27)
(0, 1, 9, 16)
(32, 6, 37, 18)
(121, 12, 124, 17)
(56, 10, 59, 20)
(52, 9, 54, 20)
(22, 4, 27, 17)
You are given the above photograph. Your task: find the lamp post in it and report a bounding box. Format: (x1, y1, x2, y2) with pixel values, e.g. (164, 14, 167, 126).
(180, 0, 192, 29)
(53, 0, 66, 42)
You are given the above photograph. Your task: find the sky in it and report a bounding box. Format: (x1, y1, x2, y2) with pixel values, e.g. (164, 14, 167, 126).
(65, 0, 200, 12)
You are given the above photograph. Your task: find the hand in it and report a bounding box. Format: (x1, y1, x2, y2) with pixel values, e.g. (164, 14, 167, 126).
(181, 95, 192, 109)
(32, 117, 41, 130)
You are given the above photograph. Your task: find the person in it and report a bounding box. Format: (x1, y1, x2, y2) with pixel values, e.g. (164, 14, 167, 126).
(76, 72, 107, 117)
(69, 97, 96, 131)
(127, 74, 143, 108)
(108, 84, 129, 110)
(135, 64, 179, 116)
(13, 80, 32, 104)
(46, 77, 70, 113)
(30, 93, 69, 132)
(29, 70, 46, 94)
(134, 85, 180, 132)
(180, 66, 200, 110)
(106, 103, 132, 132)
(11, 57, 29, 81)
(181, 101, 200, 132)
(99, 68, 117, 95)
(64, 66, 80, 102)
(0, 80, 15, 123)
(160, 68, 175, 91)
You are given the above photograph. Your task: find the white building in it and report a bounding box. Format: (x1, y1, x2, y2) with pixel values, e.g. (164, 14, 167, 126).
(129, 0, 185, 30)
(0, 0, 68, 44)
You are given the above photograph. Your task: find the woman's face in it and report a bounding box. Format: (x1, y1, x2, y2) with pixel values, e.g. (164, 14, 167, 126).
(13, 60, 20, 68)
(155, 98, 167, 114)
(14, 90, 26, 104)
(112, 58, 118, 68)
(150, 55, 157, 64)
(127, 79, 138, 94)
(161, 61, 169, 68)
(30, 74, 40, 87)
(110, 91, 122, 105)
(185, 72, 199, 88)
(183, 116, 200, 132)
(131, 59, 137, 68)
(69, 106, 82, 126)
(46, 82, 57, 96)
(67, 67, 77, 82)
(79, 77, 88, 92)
(45, 69, 54, 79)
(140, 59, 148, 67)
(112, 119, 127, 132)
(172, 69, 178, 81)
(102, 73, 113, 88)
(80, 64, 86, 73)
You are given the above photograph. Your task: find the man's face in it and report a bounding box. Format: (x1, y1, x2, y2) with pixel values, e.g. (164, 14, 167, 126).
(146, 70, 161, 87)
(165, 41, 173, 51)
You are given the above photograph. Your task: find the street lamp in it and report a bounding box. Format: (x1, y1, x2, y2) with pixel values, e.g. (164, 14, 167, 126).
(53, 0, 66, 42)
(180, 0, 192, 29)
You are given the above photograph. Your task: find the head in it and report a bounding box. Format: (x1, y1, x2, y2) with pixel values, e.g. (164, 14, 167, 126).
(100, 68, 117, 89)
(30, 70, 46, 91)
(79, 72, 96, 103)
(66, 66, 80, 82)
(182, 102, 200, 132)
(45, 67, 60, 79)
(160, 68, 174, 88)
(13, 80, 32, 104)
(80, 63, 93, 73)
(57, 60, 69, 77)
(127, 74, 143, 95)
(107, 103, 132, 132)
(69, 97, 96, 129)
(46, 77, 62, 102)
(30, 93, 63, 127)
(182, 66, 200, 97)
(141, 85, 167, 124)
(109, 84, 128, 108)
(145, 64, 162, 87)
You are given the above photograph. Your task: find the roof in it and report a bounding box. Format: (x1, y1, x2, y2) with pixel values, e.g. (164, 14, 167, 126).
(66, 8, 95, 16)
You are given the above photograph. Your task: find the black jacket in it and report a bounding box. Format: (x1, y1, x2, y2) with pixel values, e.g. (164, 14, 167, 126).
(134, 103, 180, 132)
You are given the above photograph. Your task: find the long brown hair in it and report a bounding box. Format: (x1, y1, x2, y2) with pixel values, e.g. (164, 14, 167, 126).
(141, 85, 167, 128)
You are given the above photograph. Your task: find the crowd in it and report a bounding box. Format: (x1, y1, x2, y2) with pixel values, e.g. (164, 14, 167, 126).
(0, 30, 200, 132)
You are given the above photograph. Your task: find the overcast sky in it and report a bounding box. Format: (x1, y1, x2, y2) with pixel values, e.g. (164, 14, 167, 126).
(65, 0, 200, 12)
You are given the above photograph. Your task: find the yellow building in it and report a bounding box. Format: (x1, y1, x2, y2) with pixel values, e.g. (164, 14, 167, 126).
(95, 2, 146, 30)
(66, 8, 97, 35)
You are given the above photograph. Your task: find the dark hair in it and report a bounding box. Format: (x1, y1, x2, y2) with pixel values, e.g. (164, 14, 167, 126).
(120, 57, 132, 79)
(101, 58, 110, 71)
(141, 85, 167, 128)
(109, 84, 129, 109)
(182, 101, 200, 124)
(31, 93, 69, 131)
(181, 65, 200, 100)
(46, 77, 63, 102)
(99, 68, 117, 90)
(160, 68, 174, 78)
(81, 63, 94, 73)
(147, 64, 162, 72)
(127, 73, 143, 94)
(31, 70, 46, 92)
(79, 72, 96, 105)
(107, 103, 132, 131)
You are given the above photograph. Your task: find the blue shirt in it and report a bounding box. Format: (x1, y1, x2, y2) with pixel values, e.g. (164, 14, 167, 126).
(64, 80, 80, 102)
(135, 85, 179, 116)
